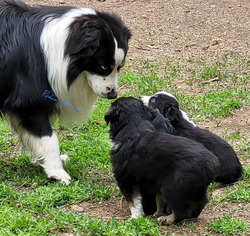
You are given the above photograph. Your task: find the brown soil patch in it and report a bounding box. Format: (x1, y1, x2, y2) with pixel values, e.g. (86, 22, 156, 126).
(28, 0, 250, 62)
(67, 194, 250, 235)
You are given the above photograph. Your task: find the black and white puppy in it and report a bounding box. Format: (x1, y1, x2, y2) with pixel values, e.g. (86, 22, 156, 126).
(140, 91, 242, 185)
(0, 0, 131, 184)
(105, 97, 219, 223)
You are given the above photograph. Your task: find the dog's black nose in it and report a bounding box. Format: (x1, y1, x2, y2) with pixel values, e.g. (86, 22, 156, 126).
(107, 89, 117, 99)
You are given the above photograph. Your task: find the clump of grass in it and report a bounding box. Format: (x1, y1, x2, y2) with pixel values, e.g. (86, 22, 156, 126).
(236, 139, 250, 160)
(209, 215, 247, 235)
(240, 165, 250, 182)
(200, 66, 225, 79)
(223, 131, 242, 142)
(179, 87, 249, 121)
(0, 207, 160, 236)
(212, 181, 250, 203)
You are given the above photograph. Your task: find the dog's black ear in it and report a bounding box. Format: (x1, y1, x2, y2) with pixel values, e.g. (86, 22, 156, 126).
(165, 106, 178, 122)
(151, 110, 175, 133)
(66, 15, 103, 56)
(105, 106, 121, 124)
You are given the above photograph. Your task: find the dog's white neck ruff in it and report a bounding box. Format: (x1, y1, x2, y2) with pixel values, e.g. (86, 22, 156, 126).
(40, 8, 97, 124)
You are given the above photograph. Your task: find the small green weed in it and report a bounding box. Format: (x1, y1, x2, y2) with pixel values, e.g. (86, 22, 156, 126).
(200, 66, 224, 79)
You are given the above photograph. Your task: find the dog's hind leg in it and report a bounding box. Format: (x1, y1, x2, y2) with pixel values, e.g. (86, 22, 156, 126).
(141, 192, 157, 215)
(153, 193, 167, 217)
(164, 188, 208, 223)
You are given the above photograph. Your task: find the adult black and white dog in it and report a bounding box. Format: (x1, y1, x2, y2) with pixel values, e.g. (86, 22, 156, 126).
(140, 91, 242, 185)
(105, 97, 219, 223)
(0, 0, 131, 184)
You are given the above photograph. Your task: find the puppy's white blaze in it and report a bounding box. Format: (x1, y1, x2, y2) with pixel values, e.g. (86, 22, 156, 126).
(22, 132, 71, 185)
(130, 195, 145, 218)
(156, 91, 177, 100)
(114, 38, 125, 65)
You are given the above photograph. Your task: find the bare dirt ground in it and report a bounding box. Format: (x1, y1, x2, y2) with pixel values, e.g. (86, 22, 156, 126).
(27, 0, 250, 234)
(30, 0, 250, 61)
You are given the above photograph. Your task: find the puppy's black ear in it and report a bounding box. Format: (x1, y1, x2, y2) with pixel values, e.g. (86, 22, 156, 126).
(151, 110, 174, 133)
(165, 106, 178, 122)
(66, 15, 102, 56)
(105, 107, 121, 124)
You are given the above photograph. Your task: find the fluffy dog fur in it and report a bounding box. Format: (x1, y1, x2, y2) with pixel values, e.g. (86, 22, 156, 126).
(0, 0, 131, 184)
(140, 91, 242, 185)
(105, 97, 220, 223)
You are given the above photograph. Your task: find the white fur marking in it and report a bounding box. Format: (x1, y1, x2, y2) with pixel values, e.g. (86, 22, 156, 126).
(86, 71, 118, 99)
(111, 142, 120, 151)
(156, 91, 176, 98)
(114, 39, 125, 65)
(180, 109, 196, 126)
(130, 195, 145, 218)
(140, 95, 151, 107)
(22, 132, 71, 185)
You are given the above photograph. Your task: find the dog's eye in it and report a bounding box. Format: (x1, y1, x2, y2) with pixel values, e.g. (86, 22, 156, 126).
(101, 65, 108, 70)
(151, 98, 156, 103)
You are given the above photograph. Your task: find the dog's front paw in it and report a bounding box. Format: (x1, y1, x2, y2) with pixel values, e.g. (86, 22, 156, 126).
(46, 168, 71, 185)
(157, 213, 175, 224)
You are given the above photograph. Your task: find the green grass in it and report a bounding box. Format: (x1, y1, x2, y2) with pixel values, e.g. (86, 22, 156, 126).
(0, 206, 160, 236)
(209, 215, 247, 235)
(212, 181, 250, 203)
(0, 53, 249, 235)
(178, 87, 249, 121)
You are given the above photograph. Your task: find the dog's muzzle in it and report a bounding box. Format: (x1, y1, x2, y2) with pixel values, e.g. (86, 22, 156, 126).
(107, 89, 117, 99)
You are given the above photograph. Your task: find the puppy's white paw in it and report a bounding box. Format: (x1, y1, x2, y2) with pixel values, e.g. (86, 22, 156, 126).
(130, 205, 145, 219)
(129, 194, 145, 219)
(45, 168, 71, 185)
(60, 154, 69, 161)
